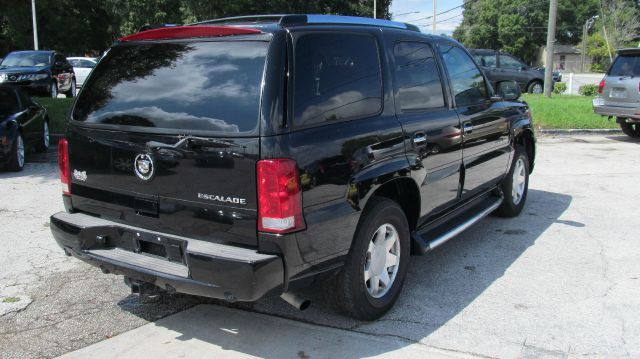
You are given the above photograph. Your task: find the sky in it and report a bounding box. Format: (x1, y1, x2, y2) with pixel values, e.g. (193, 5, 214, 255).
(389, 0, 464, 35)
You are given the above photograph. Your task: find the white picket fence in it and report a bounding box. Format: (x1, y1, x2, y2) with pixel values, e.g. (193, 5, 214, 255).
(562, 73, 605, 95)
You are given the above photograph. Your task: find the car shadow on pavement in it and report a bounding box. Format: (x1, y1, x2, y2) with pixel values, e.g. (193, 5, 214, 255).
(606, 135, 640, 144)
(117, 189, 572, 357)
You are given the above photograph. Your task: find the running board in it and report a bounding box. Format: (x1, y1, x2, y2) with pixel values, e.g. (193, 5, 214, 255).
(411, 194, 503, 255)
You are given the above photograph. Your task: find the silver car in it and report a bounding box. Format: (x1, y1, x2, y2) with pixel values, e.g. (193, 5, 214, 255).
(67, 57, 97, 87)
(593, 48, 640, 138)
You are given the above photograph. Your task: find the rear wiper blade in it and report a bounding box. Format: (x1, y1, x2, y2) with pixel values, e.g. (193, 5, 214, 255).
(146, 135, 237, 150)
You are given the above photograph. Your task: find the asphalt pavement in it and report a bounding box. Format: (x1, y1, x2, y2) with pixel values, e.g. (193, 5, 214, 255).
(0, 134, 639, 358)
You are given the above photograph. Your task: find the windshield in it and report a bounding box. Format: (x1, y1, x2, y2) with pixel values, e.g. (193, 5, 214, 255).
(72, 40, 269, 134)
(1, 52, 51, 67)
(609, 54, 640, 77)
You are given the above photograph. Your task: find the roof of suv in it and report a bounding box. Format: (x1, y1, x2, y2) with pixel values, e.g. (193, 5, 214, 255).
(192, 14, 421, 32)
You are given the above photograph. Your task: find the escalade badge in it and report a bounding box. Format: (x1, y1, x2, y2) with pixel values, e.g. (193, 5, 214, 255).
(134, 153, 155, 181)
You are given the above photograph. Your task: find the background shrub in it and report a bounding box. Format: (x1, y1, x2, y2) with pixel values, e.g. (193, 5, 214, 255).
(553, 82, 568, 94)
(579, 84, 599, 97)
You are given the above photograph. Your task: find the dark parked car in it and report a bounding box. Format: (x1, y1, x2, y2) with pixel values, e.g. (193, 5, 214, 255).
(469, 49, 547, 93)
(0, 86, 50, 171)
(0, 50, 76, 98)
(50, 15, 535, 320)
(593, 48, 640, 138)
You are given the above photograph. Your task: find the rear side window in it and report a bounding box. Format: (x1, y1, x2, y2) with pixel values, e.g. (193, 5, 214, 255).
(72, 41, 268, 134)
(440, 45, 488, 107)
(293, 33, 382, 127)
(393, 42, 445, 112)
(609, 54, 640, 77)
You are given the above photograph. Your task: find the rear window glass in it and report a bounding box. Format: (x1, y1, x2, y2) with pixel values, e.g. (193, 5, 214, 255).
(609, 54, 640, 77)
(72, 41, 268, 134)
(293, 33, 382, 127)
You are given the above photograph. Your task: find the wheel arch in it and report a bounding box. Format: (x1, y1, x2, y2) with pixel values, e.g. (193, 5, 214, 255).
(515, 128, 536, 173)
(363, 176, 420, 232)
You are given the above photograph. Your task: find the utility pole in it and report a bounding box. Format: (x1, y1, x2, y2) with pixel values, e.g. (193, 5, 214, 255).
(374, 0, 376, 19)
(432, 0, 437, 34)
(543, 0, 558, 97)
(31, 0, 39, 50)
(581, 22, 587, 73)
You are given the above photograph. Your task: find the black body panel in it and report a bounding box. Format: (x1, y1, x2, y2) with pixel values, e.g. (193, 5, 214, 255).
(51, 19, 536, 304)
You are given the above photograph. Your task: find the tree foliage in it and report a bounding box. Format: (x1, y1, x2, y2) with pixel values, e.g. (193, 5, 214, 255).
(453, 0, 601, 64)
(0, 0, 391, 57)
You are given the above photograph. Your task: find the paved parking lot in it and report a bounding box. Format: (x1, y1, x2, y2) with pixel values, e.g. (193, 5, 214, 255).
(1, 134, 639, 358)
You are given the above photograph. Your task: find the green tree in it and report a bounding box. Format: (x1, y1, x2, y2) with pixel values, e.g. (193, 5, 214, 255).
(453, 0, 600, 64)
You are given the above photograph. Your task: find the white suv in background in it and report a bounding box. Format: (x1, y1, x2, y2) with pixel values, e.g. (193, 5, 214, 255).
(593, 48, 640, 138)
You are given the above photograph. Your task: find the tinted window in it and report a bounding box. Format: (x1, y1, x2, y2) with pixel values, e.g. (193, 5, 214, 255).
(609, 54, 640, 77)
(0, 89, 19, 114)
(1, 52, 50, 67)
(473, 53, 497, 68)
(393, 42, 445, 112)
(441, 45, 488, 107)
(293, 33, 382, 127)
(500, 55, 524, 70)
(73, 41, 269, 133)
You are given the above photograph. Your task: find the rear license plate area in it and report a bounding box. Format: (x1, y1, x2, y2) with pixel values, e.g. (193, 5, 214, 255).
(133, 232, 185, 264)
(139, 240, 166, 257)
(610, 89, 627, 98)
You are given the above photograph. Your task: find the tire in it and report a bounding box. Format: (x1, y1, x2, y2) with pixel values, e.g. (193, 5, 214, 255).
(34, 120, 50, 153)
(527, 81, 543, 94)
(65, 79, 76, 98)
(496, 146, 529, 217)
(329, 196, 410, 320)
(6, 133, 25, 172)
(49, 81, 58, 98)
(620, 121, 640, 138)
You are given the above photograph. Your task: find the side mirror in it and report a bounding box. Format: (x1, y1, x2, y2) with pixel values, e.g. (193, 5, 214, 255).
(495, 80, 521, 101)
(520, 66, 528, 71)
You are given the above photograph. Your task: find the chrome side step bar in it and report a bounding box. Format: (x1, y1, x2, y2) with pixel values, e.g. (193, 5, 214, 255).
(411, 194, 503, 254)
(428, 198, 502, 250)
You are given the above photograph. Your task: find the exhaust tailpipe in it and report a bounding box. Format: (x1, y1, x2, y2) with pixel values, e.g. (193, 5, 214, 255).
(280, 292, 310, 311)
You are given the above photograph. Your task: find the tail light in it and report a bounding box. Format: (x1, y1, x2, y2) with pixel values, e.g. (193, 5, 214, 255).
(58, 138, 70, 195)
(598, 80, 605, 94)
(257, 159, 305, 234)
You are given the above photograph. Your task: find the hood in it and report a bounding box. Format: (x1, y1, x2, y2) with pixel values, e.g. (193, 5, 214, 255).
(0, 66, 50, 74)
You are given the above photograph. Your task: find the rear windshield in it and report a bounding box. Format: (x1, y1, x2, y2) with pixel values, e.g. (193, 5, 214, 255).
(609, 54, 640, 77)
(72, 40, 269, 134)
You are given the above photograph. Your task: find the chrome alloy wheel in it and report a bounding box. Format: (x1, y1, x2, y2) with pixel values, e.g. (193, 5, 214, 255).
(531, 82, 543, 94)
(512, 158, 526, 205)
(16, 135, 25, 168)
(364, 223, 401, 298)
(43, 122, 50, 148)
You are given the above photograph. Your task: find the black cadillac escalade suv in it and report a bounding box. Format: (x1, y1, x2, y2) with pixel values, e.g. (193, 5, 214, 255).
(50, 15, 535, 320)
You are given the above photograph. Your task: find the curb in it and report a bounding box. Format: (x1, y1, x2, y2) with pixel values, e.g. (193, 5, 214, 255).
(537, 128, 622, 135)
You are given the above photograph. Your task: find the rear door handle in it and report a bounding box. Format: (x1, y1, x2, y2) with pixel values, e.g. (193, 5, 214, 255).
(413, 132, 427, 146)
(463, 123, 474, 135)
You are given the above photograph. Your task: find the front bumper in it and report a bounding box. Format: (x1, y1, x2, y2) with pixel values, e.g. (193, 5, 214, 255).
(50, 211, 284, 302)
(593, 98, 640, 120)
(0, 78, 50, 94)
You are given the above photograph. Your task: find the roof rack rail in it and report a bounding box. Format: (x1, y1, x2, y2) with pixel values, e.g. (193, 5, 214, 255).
(192, 14, 420, 32)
